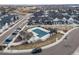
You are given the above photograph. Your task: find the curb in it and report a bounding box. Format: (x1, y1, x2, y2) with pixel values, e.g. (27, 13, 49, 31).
(2, 27, 79, 53)
(41, 27, 79, 50)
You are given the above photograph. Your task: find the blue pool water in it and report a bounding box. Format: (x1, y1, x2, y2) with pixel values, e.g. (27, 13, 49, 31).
(32, 29, 48, 38)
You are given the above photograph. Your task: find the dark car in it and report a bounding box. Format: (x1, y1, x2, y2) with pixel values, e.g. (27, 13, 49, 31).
(12, 32, 17, 35)
(16, 28, 21, 31)
(31, 48, 42, 54)
(5, 38, 12, 44)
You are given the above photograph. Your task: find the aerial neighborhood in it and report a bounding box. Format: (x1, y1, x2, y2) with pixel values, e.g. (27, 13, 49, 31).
(0, 5, 79, 55)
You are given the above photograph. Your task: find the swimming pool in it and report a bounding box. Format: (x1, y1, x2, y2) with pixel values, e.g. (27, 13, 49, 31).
(32, 29, 48, 38)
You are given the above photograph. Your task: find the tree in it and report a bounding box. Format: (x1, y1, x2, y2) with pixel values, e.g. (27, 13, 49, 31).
(48, 28, 57, 34)
(53, 28, 57, 34)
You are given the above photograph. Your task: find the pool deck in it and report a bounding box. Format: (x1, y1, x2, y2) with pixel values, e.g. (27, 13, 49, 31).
(27, 27, 50, 40)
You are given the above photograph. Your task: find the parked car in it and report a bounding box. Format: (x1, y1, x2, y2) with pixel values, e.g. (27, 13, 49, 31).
(12, 32, 17, 35)
(31, 48, 42, 54)
(16, 28, 21, 32)
(5, 38, 12, 44)
(17, 28, 21, 30)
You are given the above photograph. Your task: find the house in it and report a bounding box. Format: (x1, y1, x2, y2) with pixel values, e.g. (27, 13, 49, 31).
(68, 17, 74, 24)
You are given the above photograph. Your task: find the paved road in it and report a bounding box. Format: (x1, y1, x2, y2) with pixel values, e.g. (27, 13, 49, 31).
(0, 13, 32, 44)
(73, 46, 79, 54)
(0, 27, 79, 55)
(38, 27, 79, 55)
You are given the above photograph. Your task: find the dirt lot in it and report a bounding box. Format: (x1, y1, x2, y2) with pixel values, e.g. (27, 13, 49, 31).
(8, 25, 74, 50)
(9, 33, 63, 50)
